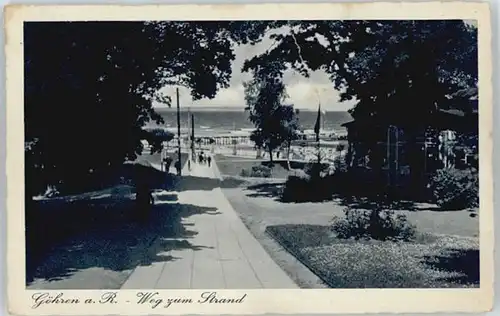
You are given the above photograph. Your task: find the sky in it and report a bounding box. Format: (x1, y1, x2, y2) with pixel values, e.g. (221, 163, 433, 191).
(154, 27, 357, 112)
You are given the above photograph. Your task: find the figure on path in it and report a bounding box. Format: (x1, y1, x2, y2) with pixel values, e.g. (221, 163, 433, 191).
(199, 151, 205, 164)
(134, 173, 154, 222)
(207, 155, 212, 167)
(164, 156, 172, 173)
(175, 159, 181, 175)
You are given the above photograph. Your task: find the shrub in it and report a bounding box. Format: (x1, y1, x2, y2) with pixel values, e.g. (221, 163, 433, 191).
(281, 175, 310, 202)
(282, 159, 354, 203)
(331, 207, 416, 242)
(304, 162, 329, 179)
(333, 154, 348, 173)
(240, 169, 250, 177)
(240, 165, 272, 178)
(281, 174, 333, 203)
(429, 168, 479, 209)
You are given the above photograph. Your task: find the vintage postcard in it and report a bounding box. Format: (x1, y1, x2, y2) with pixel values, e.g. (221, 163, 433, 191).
(5, 2, 493, 315)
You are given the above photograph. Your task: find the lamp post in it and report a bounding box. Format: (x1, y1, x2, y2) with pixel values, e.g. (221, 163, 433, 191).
(176, 87, 181, 176)
(191, 113, 195, 158)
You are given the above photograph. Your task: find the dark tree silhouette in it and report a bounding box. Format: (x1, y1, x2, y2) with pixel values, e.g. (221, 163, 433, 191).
(24, 20, 477, 196)
(142, 128, 175, 154)
(24, 21, 240, 195)
(236, 20, 477, 182)
(239, 20, 477, 123)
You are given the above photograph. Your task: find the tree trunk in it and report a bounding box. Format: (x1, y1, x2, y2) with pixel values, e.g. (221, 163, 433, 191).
(345, 142, 353, 168)
(406, 128, 425, 194)
(286, 140, 291, 170)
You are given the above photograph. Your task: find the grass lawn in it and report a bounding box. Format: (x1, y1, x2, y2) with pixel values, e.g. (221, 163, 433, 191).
(222, 185, 480, 289)
(26, 158, 189, 283)
(214, 154, 292, 179)
(266, 224, 479, 288)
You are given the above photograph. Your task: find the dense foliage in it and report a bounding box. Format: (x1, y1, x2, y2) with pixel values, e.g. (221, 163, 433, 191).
(429, 168, 479, 209)
(304, 161, 330, 179)
(237, 20, 478, 189)
(243, 63, 300, 164)
(142, 128, 175, 154)
(25, 21, 239, 195)
(281, 174, 333, 203)
(331, 207, 416, 242)
(240, 20, 477, 124)
(25, 20, 478, 196)
(240, 165, 272, 178)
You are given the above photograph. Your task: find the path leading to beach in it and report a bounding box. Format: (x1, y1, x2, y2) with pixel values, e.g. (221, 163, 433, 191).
(27, 154, 296, 289)
(121, 160, 297, 289)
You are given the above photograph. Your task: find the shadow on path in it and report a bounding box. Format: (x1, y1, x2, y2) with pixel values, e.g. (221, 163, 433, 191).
(243, 181, 448, 213)
(174, 175, 246, 192)
(25, 163, 232, 287)
(334, 195, 442, 212)
(246, 182, 285, 199)
(26, 199, 219, 286)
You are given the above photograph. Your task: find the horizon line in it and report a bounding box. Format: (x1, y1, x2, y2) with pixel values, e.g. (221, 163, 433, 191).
(153, 106, 351, 112)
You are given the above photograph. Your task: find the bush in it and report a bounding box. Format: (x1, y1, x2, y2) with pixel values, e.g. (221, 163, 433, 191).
(240, 165, 272, 178)
(429, 168, 479, 209)
(281, 159, 354, 203)
(281, 176, 309, 202)
(240, 169, 249, 177)
(333, 154, 348, 173)
(304, 162, 329, 179)
(281, 174, 333, 203)
(332, 207, 416, 242)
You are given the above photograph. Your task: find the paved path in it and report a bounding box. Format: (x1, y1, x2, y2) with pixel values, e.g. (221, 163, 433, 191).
(121, 160, 297, 289)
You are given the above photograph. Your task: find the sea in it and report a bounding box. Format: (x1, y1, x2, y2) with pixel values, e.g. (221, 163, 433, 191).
(148, 107, 353, 136)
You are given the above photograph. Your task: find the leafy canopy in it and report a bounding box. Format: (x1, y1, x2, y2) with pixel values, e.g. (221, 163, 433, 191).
(238, 20, 477, 126)
(25, 21, 240, 192)
(24, 20, 477, 193)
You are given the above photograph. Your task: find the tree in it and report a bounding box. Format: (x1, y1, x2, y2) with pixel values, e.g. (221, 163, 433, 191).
(243, 61, 299, 164)
(238, 20, 477, 183)
(280, 106, 300, 169)
(24, 21, 238, 195)
(196, 138, 203, 150)
(241, 21, 477, 125)
(142, 128, 175, 154)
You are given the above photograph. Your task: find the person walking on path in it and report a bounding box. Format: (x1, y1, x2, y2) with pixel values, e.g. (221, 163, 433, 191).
(207, 155, 212, 167)
(175, 159, 181, 175)
(164, 156, 172, 174)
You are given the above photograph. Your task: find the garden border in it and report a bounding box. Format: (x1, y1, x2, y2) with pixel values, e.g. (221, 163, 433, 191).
(264, 226, 335, 288)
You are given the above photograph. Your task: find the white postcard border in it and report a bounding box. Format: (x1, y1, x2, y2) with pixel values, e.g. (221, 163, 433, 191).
(5, 2, 493, 315)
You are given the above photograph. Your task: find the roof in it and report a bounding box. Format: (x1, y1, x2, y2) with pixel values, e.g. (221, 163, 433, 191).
(341, 109, 478, 132)
(341, 120, 356, 128)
